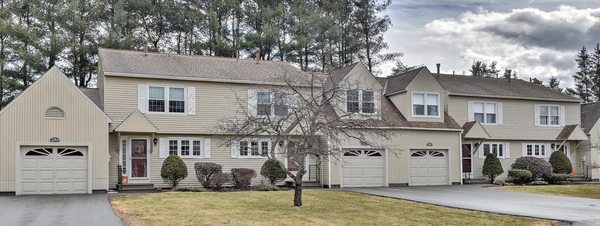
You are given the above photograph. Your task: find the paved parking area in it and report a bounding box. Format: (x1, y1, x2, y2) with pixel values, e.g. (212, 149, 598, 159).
(347, 185, 600, 226)
(0, 194, 122, 226)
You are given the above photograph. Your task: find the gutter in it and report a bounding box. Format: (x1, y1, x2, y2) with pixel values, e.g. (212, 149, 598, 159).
(447, 92, 582, 103)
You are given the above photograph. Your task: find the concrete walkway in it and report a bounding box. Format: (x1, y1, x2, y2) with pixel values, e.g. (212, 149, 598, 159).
(346, 185, 600, 226)
(0, 194, 123, 226)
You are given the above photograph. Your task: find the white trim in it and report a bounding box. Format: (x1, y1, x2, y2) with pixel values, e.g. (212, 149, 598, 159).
(15, 142, 93, 195)
(232, 139, 271, 159)
(535, 104, 563, 127)
(164, 137, 205, 159)
(339, 148, 387, 188)
(128, 137, 151, 180)
(479, 142, 508, 159)
(459, 133, 463, 184)
(522, 143, 549, 158)
(470, 101, 500, 125)
(345, 89, 378, 115)
(411, 91, 441, 118)
(447, 92, 581, 103)
(146, 84, 189, 115)
(407, 147, 452, 186)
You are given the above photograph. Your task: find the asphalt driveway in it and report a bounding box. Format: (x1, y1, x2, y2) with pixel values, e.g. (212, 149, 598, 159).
(346, 185, 600, 226)
(0, 194, 122, 226)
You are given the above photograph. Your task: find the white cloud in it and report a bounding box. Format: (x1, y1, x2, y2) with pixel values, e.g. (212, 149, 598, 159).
(421, 6, 600, 87)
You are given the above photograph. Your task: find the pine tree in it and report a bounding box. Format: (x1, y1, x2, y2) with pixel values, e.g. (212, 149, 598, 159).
(591, 43, 600, 100)
(547, 76, 563, 92)
(353, 0, 395, 73)
(568, 46, 594, 102)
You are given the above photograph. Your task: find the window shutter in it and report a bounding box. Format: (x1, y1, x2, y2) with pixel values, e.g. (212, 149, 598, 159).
(534, 104, 540, 126)
(187, 86, 196, 115)
(559, 105, 566, 126)
(159, 138, 168, 158)
(504, 142, 510, 158)
(497, 102, 503, 124)
(467, 101, 474, 121)
(521, 143, 527, 157)
(247, 89, 257, 117)
(203, 138, 211, 158)
(374, 90, 381, 116)
(230, 141, 239, 158)
(138, 84, 148, 113)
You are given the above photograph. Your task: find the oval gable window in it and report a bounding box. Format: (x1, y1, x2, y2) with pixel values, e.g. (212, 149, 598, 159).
(45, 107, 65, 119)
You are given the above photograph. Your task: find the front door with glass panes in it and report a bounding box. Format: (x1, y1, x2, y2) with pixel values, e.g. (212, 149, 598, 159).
(124, 138, 149, 180)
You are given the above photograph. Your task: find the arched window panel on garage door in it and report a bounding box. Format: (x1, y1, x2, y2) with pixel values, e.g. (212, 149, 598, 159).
(411, 150, 427, 157)
(429, 150, 445, 157)
(25, 148, 53, 156)
(58, 148, 84, 156)
(343, 150, 382, 157)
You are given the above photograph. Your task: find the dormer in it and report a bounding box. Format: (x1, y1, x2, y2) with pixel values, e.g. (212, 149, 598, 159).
(329, 63, 383, 119)
(384, 67, 446, 123)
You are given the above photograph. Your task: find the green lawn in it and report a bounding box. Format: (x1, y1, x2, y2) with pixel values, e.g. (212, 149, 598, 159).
(110, 190, 564, 226)
(501, 184, 600, 199)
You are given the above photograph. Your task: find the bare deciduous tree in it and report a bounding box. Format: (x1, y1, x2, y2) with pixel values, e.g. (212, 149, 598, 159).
(216, 69, 390, 206)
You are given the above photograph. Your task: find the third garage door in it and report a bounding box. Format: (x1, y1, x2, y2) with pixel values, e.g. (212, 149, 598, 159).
(409, 150, 449, 186)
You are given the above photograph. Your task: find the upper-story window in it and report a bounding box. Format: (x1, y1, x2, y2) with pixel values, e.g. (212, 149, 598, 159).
(257, 91, 288, 117)
(412, 92, 439, 117)
(149, 86, 185, 113)
(538, 105, 560, 126)
(473, 102, 497, 124)
(346, 90, 375, 114)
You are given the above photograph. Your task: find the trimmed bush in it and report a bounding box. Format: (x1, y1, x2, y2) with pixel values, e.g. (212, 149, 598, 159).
(508, 169, 532, 185)
(231, 168, 257, 188)
(260, 159, 287, 185)
(212, 172, 232, 190)
(511, 157, 553, 180)
(194, 162, 223, 188)
(549, 151, 572, 174)
(482, 153, 504, 183)
(160, 155, 188, 188)
(547, 173, 569, 184)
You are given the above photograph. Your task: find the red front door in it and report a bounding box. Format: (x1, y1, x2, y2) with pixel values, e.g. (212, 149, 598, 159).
(131, 139, 148, 178)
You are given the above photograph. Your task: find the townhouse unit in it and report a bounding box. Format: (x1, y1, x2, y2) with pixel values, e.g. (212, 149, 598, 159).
(0, 48, 597, 195)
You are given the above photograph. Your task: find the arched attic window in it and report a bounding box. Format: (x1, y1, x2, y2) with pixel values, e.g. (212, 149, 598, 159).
(45, 106, 65, 119)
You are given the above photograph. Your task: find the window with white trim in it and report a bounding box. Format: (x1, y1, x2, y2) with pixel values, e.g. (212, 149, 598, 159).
(552, 143, 570, 157)
(148, 86, 186, 113)
(168, 138, 203, 157)
(473, 102, 497, 124)
(346, 90, 375, 114)
(482, 143, 506, 158)
(524, 144, 547, 157)
(412, 92, 439, 117)
(539, 105, 560, 126)
(238, 139, 270, 157)
(121, 140, 127, 174)
(257, 91, 289, 117)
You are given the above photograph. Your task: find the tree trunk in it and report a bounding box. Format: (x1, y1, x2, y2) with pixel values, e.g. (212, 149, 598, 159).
(293, 176, 303, 207)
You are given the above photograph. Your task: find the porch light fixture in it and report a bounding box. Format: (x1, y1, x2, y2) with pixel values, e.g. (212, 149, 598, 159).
(551, 143, 556, 148)
(474, 142, 480, 148)
(153, 138, 158, 146)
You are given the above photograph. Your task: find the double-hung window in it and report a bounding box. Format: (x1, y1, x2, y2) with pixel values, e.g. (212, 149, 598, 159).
(167, 138, 203, 158)
(552, 143, 570, 157)
(538, 105, 560, 126)
(524, 144, 547, 157)
(238, 139, 270, 158)
(473, 102, 497, 124)
(482, 143, 506, 158)
(149, 86, 186, 113)
(412, 92, 439, 117)
(346, 90, 375, 114)
(257, 91, 288, 117)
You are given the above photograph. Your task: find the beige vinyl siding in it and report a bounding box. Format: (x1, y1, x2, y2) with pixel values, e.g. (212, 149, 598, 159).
(587, 122, 600, 179)
(328, 129, 461, 186)
(448, 96, 580, 140)
(0, 68, 110, 192)
(468, 141, 578, 179)
(388, 70, 446, 123)
(332, 64, 383, 119)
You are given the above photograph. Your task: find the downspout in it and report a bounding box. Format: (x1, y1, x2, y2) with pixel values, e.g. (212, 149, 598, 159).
(327, 136, 332, 189)
(459, 132, 463, 185)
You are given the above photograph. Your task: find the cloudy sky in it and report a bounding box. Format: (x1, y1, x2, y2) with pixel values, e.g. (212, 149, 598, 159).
(382, 0, 600, 88)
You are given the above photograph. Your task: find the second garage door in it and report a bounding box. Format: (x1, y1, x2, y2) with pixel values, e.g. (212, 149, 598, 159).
(20, 147, 88, 195)
(342, 149, 385, 187)
(409, 149, 449, 186)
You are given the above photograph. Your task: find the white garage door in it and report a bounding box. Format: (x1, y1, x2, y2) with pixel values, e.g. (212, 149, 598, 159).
(20, 147, 88, 195)
(409, 150, 449, 186)
(342, 149, 385, 187)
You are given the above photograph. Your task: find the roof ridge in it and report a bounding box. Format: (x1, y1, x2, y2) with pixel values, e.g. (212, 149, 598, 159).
(99, 48, 298, 67)
(386, 66, 425, 78)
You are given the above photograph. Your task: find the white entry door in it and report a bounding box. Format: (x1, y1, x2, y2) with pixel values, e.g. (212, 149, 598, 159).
(20, 147, 88, 195)
(342, 149, 385, 187)
(409, 150, 449, 186)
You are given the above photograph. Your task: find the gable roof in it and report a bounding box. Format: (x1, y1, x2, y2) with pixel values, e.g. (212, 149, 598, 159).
(434, 74, 581, 102)
(114, 109, 159, 133)
(462, 121, 491, 139)
(0, 67, 111, 122)
(79, 88, 103, 110)
(581, 102, 600, 133)
(384, 67, 425, 95)
(556, 124, 588, 141)
(99, 48, 323, 86)
(327, 62, 359, 87)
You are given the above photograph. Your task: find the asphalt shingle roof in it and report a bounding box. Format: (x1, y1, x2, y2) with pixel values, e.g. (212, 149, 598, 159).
(581, 102, 600, 133)
(384, 67, 424, 95)
(434, 74, 581, 102)
(79, 88, 103, 110)
(99, 48, 322, 85)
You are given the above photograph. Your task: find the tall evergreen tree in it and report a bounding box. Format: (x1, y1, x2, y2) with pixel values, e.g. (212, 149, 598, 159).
(567, 46, 594, 102)
(547, 76, 563, 92)
(590, 43, 600, 100)
(353, 0, 396, 73)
